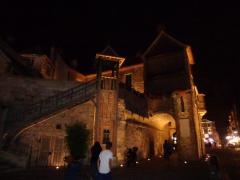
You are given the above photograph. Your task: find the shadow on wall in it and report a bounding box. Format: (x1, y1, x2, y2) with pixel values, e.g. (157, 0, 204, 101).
(148, 137, 155, 158)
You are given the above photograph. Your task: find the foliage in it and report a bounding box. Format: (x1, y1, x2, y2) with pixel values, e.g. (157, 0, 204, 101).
(65, 122, 90, 159)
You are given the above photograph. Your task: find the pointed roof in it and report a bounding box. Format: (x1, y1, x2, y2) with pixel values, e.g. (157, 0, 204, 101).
(143, 31, 188, 57)
(96, 45, 125, 67)
(101, 45, 120, 57)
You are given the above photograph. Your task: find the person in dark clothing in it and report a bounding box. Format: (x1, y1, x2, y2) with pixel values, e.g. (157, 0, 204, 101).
(131, 147, 138, 166)
(163, 140, 172, 160)
(64, 157, 82, 180)
(126, 148, 132, 167)
(208, 155, 221, 179)
(90, 141, 102, 179)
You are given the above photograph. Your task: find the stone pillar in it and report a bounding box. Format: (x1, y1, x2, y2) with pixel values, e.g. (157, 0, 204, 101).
(172, 90, 199, 161)
(96, 89, 118, 154)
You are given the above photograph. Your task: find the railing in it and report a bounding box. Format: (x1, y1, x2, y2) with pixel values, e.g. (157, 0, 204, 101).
(6, 80, 97, 127)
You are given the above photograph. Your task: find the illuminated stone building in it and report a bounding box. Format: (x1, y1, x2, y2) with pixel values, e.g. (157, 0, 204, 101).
(227, 105, 239, 134)
(225, 105, 240, 146)
(0, 31, 206, 167)
(201, 119, 221, 148)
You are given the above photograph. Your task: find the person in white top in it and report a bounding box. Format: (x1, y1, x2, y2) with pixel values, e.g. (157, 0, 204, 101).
(97, 142, 113, 180)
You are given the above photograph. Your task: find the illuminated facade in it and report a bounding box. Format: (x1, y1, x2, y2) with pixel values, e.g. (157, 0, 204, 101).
(226, 106, 240, 147)
(0, 31, 206, 167)
(201, 119, 221, 148)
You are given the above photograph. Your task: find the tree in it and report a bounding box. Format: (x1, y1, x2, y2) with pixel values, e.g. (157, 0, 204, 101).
(65, 122, 90, 160)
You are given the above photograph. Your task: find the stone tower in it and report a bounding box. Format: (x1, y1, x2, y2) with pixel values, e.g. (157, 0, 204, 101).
(95, 47, 125, 155)
(143, 31, 205, 160)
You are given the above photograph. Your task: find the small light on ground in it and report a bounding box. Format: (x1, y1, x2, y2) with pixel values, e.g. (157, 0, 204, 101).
(205, 154, 211, 161)
(120, 164, 124, 167)
(56, 166, 59, 169)
(147, 158, 151, 161)
(159, 155, 162, 158)
(184, 161, 187, 164)
(136, 161, 139, 164)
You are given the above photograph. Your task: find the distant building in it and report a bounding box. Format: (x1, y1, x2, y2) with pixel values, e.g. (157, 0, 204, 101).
(202, 119, 221, 148)
(227, 105, 239, 134)
(225, 106, 240, 147)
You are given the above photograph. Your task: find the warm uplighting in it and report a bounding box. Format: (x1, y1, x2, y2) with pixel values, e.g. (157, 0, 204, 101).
(204, 134, 209, 138)
(228, 136, 240, 144)
(56, 166, 59, 170)
(225, 136, 231, 140)
(225, 133, 240, 147)
(147, 158, 151, 161)
(205, 154, 211, 162)
(120, 164, 124, 167)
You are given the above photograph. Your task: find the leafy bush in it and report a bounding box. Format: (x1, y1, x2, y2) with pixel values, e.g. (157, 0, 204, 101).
(65, 122, 90, 159)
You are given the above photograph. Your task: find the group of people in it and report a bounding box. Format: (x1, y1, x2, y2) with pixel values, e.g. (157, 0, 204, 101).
(64, 141, 113, 180)
(125, 146, 138, 167)
(65, 139, 173, 179)
(90, 141, 113, 180)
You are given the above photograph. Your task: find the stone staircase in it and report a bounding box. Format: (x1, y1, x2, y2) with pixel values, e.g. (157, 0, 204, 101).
(4, 80, 97, 141)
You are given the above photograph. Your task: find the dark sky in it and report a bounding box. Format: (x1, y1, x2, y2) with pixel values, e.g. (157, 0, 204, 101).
(1, 0, 240, 137)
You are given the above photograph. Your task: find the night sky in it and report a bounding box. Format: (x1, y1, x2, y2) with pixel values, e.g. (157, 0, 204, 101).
(1, 0, 240, 137)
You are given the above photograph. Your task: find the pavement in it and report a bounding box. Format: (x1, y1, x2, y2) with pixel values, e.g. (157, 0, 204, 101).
(112, 156, 210, 180)
(0, 152, 213, 180)
(5, 149, 240, 179)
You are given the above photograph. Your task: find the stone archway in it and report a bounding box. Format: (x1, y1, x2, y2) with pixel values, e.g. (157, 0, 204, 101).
(117, 112, 177, 163)
(149, 113, 177, 156)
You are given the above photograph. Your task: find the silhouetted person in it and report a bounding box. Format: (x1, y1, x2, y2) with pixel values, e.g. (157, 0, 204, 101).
(90, 141, 102, 180)
(126, 148, 132, 167)
(163, 140, 172, 160)
(64, 156, 82, 180)
(208, 155, 221, 179)
(131, 147, 138, 165)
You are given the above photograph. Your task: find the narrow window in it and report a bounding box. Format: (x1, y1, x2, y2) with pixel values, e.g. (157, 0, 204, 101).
(103, 129, 110, 144)
(125, 74, 132, 90)
(180, 96, 185, 112)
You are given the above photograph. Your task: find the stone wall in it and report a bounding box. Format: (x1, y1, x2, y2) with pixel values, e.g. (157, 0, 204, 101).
(116, 99, 172, 163)
(11, 96, 174, 167)
(12, 100, 95, 167)
(0, 75, 81, 107)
